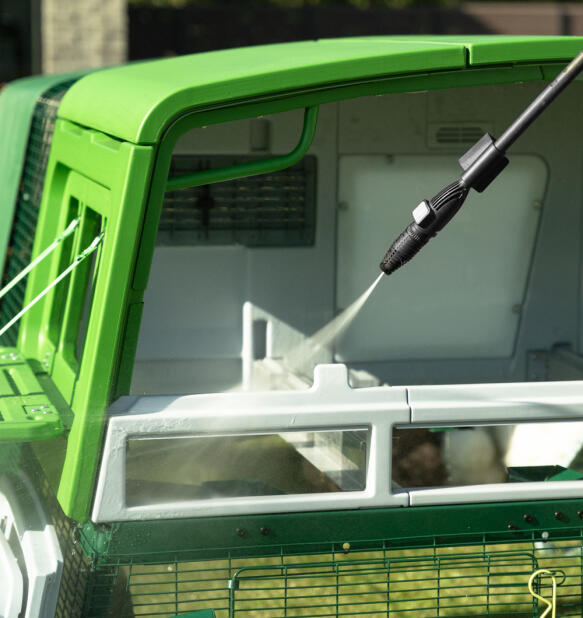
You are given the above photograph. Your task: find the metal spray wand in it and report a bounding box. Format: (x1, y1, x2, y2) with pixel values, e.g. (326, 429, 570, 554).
(379, 48, 583, 276)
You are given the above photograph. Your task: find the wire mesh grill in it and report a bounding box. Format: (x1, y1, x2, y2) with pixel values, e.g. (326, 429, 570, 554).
(160, 155, 317, 247)
(36, 462, 92, 618)
(231, 552, 538, 617)
(0, 79, 76, 346)
(79, 534, 583, 618)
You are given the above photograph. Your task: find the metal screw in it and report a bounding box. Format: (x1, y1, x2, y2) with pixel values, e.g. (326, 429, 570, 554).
(578, 511, 583, 519)
(507, 524, 517, 530)
(236, 528, 247, 538)
(554, 511, 565, 521)
(523, 514, 534, 523)
(541, 531, 550, 542)
(342, 542, 351, 553)
(260, 527, 270, 536)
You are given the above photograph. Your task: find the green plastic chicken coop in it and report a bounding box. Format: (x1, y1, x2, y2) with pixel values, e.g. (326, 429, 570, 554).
(1, 35, 583, 617)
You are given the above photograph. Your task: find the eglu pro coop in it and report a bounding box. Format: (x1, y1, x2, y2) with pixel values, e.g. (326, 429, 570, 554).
(1, 36, 583, 618)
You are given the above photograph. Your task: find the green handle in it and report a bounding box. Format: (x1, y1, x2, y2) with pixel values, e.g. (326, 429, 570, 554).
(165, 106, 319, 192)
(174, 609, 215, 618)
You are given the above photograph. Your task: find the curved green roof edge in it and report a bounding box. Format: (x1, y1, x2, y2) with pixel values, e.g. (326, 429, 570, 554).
(58, 35, 583, 145)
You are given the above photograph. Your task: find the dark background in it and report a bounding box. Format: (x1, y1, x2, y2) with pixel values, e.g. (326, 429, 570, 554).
(1, 0, 582, 82)
(128, 1, 583, 60)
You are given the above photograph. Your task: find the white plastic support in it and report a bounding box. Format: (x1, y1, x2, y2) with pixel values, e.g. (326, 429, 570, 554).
(0, 473, 63, 618)
(242, 301, 331, 389)
(93, 363, 410, 522)
(241, 302, 380, 390)
(0, 531, 23, 618)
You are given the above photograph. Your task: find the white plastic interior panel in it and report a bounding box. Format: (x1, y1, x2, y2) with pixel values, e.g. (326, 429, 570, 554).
(136, 245, 247, 360)
(0, 473, 62, 618)
(336, 154, 546, 361)
(94, 364, 410, 522)
(0, 533, 23, 618)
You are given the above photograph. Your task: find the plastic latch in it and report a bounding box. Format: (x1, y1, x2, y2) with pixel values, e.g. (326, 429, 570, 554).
(458, 133, 496, 171)
(459, 133, 509, 193)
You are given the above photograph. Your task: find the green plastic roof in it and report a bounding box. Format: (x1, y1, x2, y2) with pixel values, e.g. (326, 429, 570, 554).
(58, 35, 583, 145)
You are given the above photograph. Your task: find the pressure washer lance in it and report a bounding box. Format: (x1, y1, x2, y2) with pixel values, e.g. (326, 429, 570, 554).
(379, 47, 583, 276)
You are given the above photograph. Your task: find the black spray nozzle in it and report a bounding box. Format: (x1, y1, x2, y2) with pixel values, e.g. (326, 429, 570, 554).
(379, 180, 469, 275)
(379, 47, 583, 277)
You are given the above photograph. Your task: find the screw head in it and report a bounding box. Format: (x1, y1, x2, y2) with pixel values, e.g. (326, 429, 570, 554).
(578, 511, 583, 519)
(260, 527, 270, 536)
(554, 511, 565, 521)
(523, 514, 534, 523)
(236, 528, 247, 538)
(507, 524, 517, 530)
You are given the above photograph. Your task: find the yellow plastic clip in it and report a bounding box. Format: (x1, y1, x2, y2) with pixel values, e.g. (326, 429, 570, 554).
(528, 569, 557, 618)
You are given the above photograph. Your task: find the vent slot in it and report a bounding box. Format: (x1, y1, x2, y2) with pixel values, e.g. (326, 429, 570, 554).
(159, 154, 317, 247)
(0, 79, 77, 346)
(428, 122, 493, 149)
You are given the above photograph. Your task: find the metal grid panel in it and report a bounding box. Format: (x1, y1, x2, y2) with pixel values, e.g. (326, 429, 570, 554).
(80, 535, 583, 617)
(159, 155, 317, 247)
(231, 552, 537, 616)
(0, 80, 76, 346)
(28, 452, 92, 618)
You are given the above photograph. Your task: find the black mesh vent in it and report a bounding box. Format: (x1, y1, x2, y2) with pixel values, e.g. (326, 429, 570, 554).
(0, 80, 76, 346)
(435, 125, 485, 144)
(160, 155, 317, 247)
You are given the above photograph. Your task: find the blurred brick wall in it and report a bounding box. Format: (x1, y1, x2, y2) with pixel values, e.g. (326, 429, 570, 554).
(42, 0, 127, 73)
(129, 2, 583, 61)
(463, 2, 583, 35)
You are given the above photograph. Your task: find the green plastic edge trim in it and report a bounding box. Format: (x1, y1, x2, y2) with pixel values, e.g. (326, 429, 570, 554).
(79, 498, 583, 565)
(0, 72, 87, 277)
(57, 35, 583, 144)
(166, 106, 319, 191)
(174, 609, 215, 618)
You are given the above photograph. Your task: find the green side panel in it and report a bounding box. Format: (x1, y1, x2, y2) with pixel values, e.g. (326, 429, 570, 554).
(0, 79, 80, 348)
(0, 75, 80, 280)
(18, 119, 154, 521)
(0, 73, 84, 277)
(57, 36, 583, 145)
(0, 346, 64, 441)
